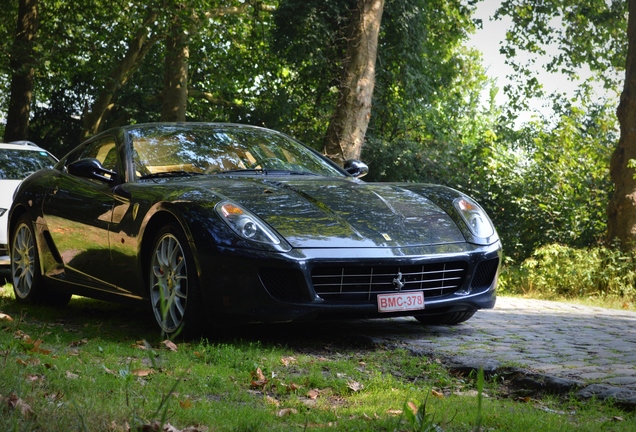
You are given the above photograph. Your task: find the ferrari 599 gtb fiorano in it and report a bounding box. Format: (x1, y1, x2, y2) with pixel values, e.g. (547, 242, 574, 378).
(8, 123, 501, 336)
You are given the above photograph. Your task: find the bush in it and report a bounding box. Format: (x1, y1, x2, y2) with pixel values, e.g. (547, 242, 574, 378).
(499, 244, 636, 300)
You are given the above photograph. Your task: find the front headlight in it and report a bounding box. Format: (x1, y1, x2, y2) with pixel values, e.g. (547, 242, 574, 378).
(453, 196, 494, 238)
(215, 201, 281, 245)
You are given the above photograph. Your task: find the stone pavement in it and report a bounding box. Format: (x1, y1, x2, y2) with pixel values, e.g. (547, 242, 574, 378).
(375, 297, 636, 408)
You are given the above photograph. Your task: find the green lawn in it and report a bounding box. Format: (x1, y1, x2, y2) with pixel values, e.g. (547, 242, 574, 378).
(1, 281, 635, 431)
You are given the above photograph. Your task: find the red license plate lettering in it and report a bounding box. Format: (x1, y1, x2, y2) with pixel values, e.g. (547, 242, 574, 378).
(377, 291, 425, 313)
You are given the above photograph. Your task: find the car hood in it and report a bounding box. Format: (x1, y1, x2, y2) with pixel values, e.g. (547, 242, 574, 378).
(208, 176, 466, 248)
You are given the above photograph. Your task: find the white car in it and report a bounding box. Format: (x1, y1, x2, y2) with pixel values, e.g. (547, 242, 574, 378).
(1, 141, 57, 265)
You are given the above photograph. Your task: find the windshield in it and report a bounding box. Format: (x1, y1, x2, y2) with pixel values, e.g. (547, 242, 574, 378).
(0, 149, 57, 180)
(128, 125, 345, 180)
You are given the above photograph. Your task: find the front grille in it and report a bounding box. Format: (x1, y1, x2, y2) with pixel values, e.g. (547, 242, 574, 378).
(312, 262, 468, 302)
(259, 268, 306, 302)
(471, 257, 499, 289)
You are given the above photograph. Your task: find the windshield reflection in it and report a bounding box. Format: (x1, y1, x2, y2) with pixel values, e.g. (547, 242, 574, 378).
(128, 125, 344, 180)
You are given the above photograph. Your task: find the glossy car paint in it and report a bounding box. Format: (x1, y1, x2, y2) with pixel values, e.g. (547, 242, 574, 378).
(8, 123, 501, 326)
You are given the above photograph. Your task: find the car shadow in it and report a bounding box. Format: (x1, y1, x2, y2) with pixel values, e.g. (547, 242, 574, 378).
(0, 288, 439, 351)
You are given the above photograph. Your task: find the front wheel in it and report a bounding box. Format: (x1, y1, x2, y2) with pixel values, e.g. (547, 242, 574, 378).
(413, 310, 476, 325)
(10, 214, 70, 306)
(148, 224, 204, 338)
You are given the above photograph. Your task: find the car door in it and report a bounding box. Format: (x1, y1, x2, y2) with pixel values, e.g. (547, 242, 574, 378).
(42, 135, 121, 291)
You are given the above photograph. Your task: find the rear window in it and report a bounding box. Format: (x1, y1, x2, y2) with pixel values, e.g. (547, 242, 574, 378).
(0, 149, 57, 180)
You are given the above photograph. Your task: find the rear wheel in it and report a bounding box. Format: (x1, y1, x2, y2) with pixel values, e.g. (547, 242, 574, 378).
(10, 214, 71, 306)
(148, 224, 204, 338)
(414, 310, 476, 325)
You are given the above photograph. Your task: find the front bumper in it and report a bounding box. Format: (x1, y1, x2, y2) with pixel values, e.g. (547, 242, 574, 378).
(195, 241, 502, 323)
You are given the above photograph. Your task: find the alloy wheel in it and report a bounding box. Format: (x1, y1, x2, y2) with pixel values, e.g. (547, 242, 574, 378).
(150, 232, 188, 334)
(11, 222, 35, 299)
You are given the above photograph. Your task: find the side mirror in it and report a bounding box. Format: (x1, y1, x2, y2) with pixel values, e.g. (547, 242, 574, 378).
(67, 158, 116, 183)
(343, 159, 369, 178)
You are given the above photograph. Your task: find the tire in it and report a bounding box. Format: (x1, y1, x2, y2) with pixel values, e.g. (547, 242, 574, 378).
(414, 310, 476, 325)
(10, 214, 71, 307)
(148, 223, 204, 338)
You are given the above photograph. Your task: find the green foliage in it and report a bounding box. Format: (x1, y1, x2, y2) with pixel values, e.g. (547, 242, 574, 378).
(491, 101, 616, 261)
(495, 0, 625, 114)
(500, 243, 636, 300)
(365, 0, 489, 167)
(451, 98, 615, 262)
(0, 0, 623, 267)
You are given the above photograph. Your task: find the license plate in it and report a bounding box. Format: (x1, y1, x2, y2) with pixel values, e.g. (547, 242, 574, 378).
(377, 291, 425, 313)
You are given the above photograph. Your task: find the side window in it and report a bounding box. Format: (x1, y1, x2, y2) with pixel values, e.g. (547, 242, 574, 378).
(63, 136, 121, 183)
(80, 137, 119, 172)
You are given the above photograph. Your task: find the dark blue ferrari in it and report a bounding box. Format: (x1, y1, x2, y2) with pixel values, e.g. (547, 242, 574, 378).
(7, 123, 501, 337)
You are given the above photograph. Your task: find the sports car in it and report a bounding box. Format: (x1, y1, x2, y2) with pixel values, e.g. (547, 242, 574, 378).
(7, 123, 501, 337)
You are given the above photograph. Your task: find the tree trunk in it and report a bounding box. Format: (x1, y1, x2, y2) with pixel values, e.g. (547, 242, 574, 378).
(160, 2, 276, 122)
(4, 0, 38, 143)
(607, 0, 636, 250)
(161, 26, 189, 122)
(80, 10, 159, 141)
(323, 0, 384, 165)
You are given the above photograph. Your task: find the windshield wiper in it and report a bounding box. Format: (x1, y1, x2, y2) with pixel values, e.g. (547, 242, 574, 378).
(273, 170, 319, 176)
(139, 171, 204, 180)
(216, 168, 268, 175)
(215, 169, 319, 176)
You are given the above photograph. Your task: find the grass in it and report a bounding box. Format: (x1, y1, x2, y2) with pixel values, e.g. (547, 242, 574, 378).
(1, 280, 636, 431)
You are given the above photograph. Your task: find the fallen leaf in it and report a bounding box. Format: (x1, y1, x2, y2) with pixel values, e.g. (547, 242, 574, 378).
(276, 408, 298, 417)
(266, 395, 280, 406)
(250, 368, 268, 388)
(387, 409, 403, 416)
(132, 340, 148, 350)
(139, 421, 181, 432)
(280, 356, 296, 366)
(44, 391, 64, 402)
(5, 394, 34, 418)
(252, 367, 266, 381)
(288, 382, 301, 391)
(69, 339, 88, 347)
(179, 399, 192, 409)
(307, 389, 320, 400)
(28, 339, 51, 355)
(0, 312, 13, 321)
(162, 340, 178, 352)
(407, 401, 418, 415)
(14, 330, 31, 340)
(431, 389, 444, 399)
(101, 365, 117, 375)
(131, 369, 154, 377)
(347, 380, 363, 392)
(250, 379, 268, 389)
(66, 371, 79, 379)
(25, 374, 43, 383)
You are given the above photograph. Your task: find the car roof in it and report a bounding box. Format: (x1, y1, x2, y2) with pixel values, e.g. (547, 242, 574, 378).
(0, 142, 50, 152)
